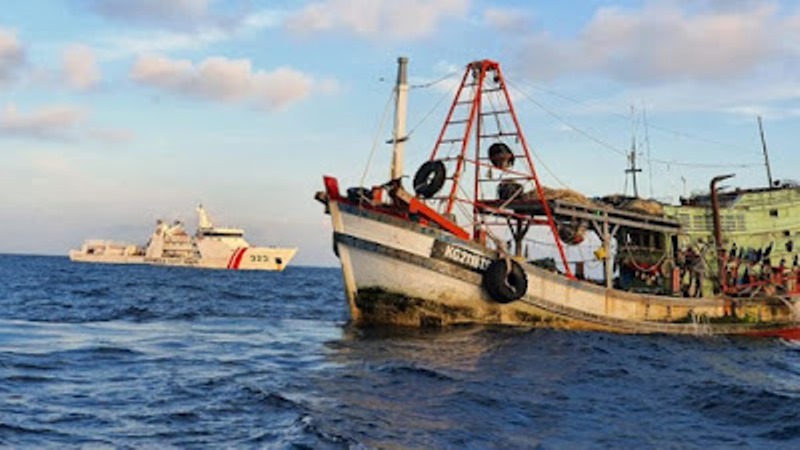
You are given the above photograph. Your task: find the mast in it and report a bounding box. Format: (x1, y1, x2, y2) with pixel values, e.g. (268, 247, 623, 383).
(643, 108, 654, 198)
(625, 106, 641, 197)
(625, 148, 642, 198)
(757, 115, 774, 188)
(626, 150, 641, 198)
(711, 174, 735, 292)
(390, 57, 409, 181)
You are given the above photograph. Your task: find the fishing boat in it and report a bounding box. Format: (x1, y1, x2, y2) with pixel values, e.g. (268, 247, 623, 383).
(316, 57, 800, 338)
(70, 205, 297, 271)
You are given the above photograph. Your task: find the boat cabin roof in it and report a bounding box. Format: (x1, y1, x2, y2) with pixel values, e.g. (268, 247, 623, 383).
(680, 184, 800, 208)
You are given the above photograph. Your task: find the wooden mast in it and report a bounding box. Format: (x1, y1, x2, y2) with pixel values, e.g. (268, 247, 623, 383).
(390, 57, 409, 181)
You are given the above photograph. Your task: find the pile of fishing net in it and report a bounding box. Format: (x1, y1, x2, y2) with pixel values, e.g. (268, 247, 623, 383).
(598, 194, 665, 216)
(522, 187, 598, 207)
(517, 187, 665, 217)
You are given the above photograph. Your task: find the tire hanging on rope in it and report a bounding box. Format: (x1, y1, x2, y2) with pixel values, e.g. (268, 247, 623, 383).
(483, 258, 528, 303)
(413, 160, 447, 198)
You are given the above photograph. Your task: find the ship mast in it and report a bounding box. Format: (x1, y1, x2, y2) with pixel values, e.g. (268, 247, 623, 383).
(625, 106, 641, 198)
(390, 57, 409, 180)
(757, 116, 774, 188)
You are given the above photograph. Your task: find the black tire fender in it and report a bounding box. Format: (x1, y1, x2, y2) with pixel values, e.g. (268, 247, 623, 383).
(413, 160, 447, 199)
(488, 142, 515, 169)
(483, 259, 528, 303)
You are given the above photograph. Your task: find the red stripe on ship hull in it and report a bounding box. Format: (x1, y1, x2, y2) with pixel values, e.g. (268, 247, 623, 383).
(232, 248, 248, 270)
(226, 248, 242, 269)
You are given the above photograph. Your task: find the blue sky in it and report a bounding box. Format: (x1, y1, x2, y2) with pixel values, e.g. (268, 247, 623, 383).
(2, 0, 799, 266)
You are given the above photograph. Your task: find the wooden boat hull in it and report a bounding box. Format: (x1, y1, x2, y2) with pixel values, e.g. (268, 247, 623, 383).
(329, 200, 800, 339)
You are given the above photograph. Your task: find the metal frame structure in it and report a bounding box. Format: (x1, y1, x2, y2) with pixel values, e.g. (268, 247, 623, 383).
(426, 60, 575, 278)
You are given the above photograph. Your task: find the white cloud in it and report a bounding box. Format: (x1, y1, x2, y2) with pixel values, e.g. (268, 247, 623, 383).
(0, 103, 133, 142)
(673, 0, 766, 13)
(483, 7, 531, 33)
(83, 0, 212, 29)
(100, 28, 229, 58)
(62, 44, 101, 91)
(29, 152, 76, 177)
(516, 3, 793, 83)
(87, 127, 135, 144)
(130, 54, 322, 110)
(0, 26, 25, 82)
(0, 103, 84, 140)
(487, 2, 800, 120)
(286, 0, 469, 40)
(93, 8, 284, 60)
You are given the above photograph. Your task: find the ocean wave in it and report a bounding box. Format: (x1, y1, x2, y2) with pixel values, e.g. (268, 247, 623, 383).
(378, 364, 455, 382)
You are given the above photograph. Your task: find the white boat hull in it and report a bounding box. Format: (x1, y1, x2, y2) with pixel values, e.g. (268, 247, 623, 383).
(70, 247, 297, 271)
(146, 247, 297, 271)
(68, 251, 146, 265)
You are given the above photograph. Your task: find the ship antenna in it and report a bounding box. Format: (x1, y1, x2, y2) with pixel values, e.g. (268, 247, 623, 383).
(625, 105, 642, 198)
(390, 57, 409, 181)
(643, 108, 654, 198)
(757, 115, 774, 188)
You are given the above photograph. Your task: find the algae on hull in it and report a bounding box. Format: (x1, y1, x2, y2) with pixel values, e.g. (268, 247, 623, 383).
(355, 287, 481, 327)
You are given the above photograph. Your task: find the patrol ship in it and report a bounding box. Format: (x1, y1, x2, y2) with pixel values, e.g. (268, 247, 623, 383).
(69, 205, 297, 271)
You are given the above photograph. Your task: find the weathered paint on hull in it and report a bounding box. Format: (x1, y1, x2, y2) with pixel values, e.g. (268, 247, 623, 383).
(329, 200, 800, 338)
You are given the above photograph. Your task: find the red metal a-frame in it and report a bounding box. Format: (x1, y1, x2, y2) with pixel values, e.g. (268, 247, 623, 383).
(427, 60, 574, 279)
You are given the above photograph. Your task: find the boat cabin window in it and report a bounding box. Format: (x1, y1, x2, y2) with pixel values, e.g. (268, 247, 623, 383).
(201, 231, 244, 238)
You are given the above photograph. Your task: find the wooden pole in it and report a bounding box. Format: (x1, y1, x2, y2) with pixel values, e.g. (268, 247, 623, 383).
(604, 211, 613, 289)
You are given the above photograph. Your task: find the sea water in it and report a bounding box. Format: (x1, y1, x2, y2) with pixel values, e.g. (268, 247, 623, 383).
(1, 254, 799, 448)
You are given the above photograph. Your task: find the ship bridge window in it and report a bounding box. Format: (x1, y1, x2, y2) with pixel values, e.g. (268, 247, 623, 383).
(770, 209, 779, 217)
(202, 232, 244, 237)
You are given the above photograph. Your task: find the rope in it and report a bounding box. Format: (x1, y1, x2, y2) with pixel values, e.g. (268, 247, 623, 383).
(619, 238, 668, 273)
(507, 79, 628, 157)
(513, 78, 763, 157)
(409, 71, 460, 90)
(406, 84, 453, 138)
(529, 148, 572, 189)
(359, 89, 395, 187)
(506, 79, 763, 170)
